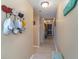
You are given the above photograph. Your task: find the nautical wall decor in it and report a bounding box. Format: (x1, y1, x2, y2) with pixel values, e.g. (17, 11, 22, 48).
(63, 0, 77, 16)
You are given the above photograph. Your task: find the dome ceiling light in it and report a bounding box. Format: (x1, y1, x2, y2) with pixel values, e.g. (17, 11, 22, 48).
(41, 1, 49, 8)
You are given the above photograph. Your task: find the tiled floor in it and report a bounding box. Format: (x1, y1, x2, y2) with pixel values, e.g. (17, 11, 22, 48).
(32, 37, 55, 59)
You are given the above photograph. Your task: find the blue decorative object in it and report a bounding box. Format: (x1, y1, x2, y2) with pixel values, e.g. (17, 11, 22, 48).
(52, 52, 64, 59)
(64, 0, 77, 16)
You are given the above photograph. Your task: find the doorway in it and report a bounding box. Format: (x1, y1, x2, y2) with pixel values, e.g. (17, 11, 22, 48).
(43, 19, 54, 39)
(44, 23, 52, 39)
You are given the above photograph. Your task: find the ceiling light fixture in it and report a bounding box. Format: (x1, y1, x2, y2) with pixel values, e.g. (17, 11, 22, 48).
(41, 1, 49, 8)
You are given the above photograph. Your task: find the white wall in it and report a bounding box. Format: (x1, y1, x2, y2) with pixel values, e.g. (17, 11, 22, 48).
(1, 0, 34, 59)
(56, 0, 78, 59)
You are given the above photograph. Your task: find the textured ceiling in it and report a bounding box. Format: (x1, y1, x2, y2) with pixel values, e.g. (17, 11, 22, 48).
(27, 0, 58, 18)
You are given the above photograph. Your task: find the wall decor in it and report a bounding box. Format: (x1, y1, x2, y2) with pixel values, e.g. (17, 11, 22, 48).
(2, 5, 26, 35)
(63, 0, 77, 16)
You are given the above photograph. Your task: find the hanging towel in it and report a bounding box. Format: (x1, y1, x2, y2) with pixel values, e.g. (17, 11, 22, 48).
(22, 19, 26, 28)
(3, 18, 14, 34)
(14, 18, 22, 29)
(8, 19, 15, 31)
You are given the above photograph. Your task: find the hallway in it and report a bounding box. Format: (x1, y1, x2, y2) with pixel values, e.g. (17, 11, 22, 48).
(1, 0, 78, 59)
